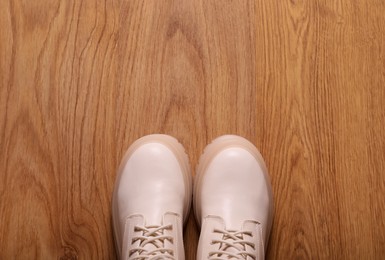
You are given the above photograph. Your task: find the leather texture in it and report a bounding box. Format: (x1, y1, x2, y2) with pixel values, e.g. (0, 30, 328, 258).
(194, 135, 274, 260)
(112, 135, 191, 260)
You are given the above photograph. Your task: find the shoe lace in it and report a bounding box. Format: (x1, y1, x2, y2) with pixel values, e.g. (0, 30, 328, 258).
(129, 224, 175, 260)
(208, 228, 256, 260)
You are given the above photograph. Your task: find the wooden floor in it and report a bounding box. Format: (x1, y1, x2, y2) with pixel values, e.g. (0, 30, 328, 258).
(1, 0, 385, 259)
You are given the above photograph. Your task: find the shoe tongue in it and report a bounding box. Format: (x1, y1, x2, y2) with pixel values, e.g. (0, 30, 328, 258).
(218, 229, 245, 256)
(208, 216, 258, 260)
(140, 224, 165, 252)
(138, 214, 174, 255)
(140, 232, 161, 253)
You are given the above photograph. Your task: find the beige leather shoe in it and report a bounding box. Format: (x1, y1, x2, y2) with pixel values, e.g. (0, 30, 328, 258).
(194, 135, 274, 260)
(112, 134, 192, 260)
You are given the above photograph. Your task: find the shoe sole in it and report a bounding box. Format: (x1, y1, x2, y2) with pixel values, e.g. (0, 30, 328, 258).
(193, 135, 274, 230)
(112, 134, 192, 258)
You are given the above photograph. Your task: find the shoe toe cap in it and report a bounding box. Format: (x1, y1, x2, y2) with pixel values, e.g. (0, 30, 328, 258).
(200, 147, 274, 234)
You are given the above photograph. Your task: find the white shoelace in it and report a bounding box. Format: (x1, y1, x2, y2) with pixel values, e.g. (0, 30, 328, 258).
(129, 224, 175, 260)
(209, 229, 256, 260)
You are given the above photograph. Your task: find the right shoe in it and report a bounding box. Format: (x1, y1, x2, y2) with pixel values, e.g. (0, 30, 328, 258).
(112, 134, 192, 260)
(194, 135, 274, 260)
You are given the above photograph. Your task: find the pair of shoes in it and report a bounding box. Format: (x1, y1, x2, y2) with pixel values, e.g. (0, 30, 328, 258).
(112, 134, 274, 260)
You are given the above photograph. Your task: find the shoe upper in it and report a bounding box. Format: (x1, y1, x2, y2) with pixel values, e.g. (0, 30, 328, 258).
(112, 138, 191, 260)
(120, 213, 184, 260)
(194, 136, 274, 260)
(198, 216, 265, 260)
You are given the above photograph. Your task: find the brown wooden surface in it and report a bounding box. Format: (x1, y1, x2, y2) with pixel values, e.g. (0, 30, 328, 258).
(1, 0, 385, 259)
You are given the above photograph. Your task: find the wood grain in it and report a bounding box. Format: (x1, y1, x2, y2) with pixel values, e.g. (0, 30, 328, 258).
(1, 0, 385, 259)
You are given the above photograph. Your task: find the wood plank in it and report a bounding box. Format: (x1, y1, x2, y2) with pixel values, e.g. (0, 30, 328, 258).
(1, 0, 384, 259)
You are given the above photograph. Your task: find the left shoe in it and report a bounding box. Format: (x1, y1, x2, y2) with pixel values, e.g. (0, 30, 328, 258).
(112, 134, 192, 260)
